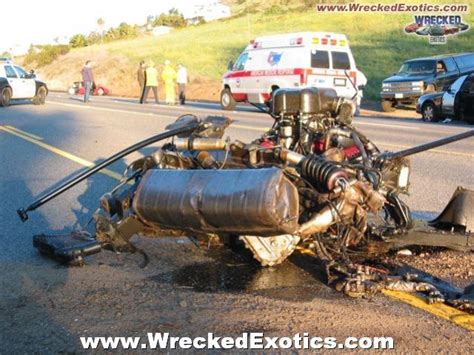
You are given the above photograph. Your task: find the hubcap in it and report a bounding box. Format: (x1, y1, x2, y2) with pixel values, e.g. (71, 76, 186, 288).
(424, 106, 434, 120)
(222, 93, 230, 106)
(2, 90, 9, 102)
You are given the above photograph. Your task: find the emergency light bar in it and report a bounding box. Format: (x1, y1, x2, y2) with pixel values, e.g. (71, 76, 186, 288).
(312, 38, 347, 46)
(290, 37, 303, 45)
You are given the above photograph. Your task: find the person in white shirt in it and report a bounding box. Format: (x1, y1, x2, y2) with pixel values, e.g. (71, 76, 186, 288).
(177, 64, 188, 105)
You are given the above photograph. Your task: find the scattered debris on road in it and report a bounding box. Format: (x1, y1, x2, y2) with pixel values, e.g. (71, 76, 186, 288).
(18, 87, 474, 312)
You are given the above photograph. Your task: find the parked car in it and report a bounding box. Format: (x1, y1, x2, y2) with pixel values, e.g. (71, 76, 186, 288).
(416, 73, 474, 123)
(0, 59, 48, 107)
(68, 81, 109, 96)
(380, 52, 474, 112)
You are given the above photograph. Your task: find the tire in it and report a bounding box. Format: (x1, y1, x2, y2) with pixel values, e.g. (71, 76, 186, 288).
(33, 86, 47, 105)
(220, 88, 236, 111)
(381, 99, 396, 112)
(97, 88, 104, 96)
(0, 87, 12, 107)
(421, 102, 439, 122)
(355, 104, 361, 117)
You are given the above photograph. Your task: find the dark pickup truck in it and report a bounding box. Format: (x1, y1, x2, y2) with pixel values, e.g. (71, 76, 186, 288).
(380, 53, 474, 112)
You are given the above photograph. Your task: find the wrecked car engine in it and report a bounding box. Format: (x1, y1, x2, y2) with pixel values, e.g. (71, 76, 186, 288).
(18, 87, 474, 310)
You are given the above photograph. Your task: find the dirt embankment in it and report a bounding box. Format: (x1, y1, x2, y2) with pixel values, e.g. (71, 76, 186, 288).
(35, 49, 222, 101)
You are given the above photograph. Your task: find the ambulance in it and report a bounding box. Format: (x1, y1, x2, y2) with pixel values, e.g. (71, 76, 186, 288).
(220, 32, 367, 111)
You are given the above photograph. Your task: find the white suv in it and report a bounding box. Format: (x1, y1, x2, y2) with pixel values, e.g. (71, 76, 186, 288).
(0, 59, 48, 107)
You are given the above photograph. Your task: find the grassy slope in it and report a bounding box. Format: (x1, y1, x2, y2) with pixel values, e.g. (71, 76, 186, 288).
(45, 0, 473, 100)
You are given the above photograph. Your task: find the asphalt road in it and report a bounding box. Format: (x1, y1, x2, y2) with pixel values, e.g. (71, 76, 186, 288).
(0, 93, 473, 352)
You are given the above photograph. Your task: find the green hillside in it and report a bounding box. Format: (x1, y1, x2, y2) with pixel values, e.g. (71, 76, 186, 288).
(48, 0, 474, 100)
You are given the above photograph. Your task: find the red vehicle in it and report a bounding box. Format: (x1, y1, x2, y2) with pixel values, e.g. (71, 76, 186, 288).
(404, 23, 423, 33)
(68, 81, 109, 96)
(443, 26, 460, 35)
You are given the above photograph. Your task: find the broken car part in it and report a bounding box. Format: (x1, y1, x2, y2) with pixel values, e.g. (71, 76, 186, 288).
(18, 88, 474, 311)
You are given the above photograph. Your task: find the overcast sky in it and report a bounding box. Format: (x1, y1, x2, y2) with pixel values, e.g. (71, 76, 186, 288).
(1, 0, 216, 53)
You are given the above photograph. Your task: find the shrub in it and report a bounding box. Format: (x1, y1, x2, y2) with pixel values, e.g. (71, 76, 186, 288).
(87, 31, 102, 45)
(23, 45, 70, 67)
(153, 9, 187, 28)
(70, 34, 88, 48)
(117, 22, 138, 38)
(265, 5, 285, 15)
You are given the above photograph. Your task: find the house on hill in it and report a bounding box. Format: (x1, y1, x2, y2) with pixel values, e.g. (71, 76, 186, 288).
(151, 26, 172, 37)
(180, 1, 231, 25)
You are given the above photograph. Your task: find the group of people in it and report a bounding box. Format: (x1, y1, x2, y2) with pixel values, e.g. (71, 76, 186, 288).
(79, 59, 188, 105)
(137, 60, 188, 105)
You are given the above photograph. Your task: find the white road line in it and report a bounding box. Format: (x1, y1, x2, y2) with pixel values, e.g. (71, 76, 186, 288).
(50, 98, 427, 132)
(48, 100, 172, 119)
(46, 100, 473, 155)
(48, 100, 267, 132)
(355, 121, 419, 130)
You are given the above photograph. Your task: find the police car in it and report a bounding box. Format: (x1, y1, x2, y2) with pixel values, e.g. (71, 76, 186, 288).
(0, 58, 48, 107)
(221, 32, 367, 110)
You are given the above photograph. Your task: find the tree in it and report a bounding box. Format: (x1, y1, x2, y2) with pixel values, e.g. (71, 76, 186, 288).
(117, 22, 138, 38)
(87, 31, 102, 45)
(97, 18, 105, 32)
(69, 34, 88, 48)
(104, 27, 119, 42)
(153, 9, 186, 28)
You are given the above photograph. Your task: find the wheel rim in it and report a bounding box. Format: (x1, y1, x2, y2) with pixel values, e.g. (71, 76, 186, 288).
(222, 92, 230, 106)
(2, 89, 10, 103)
(424, 105, 434, 121)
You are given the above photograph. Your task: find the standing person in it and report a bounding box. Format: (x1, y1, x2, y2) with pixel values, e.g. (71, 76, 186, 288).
(137, 60, 146, 101)
(177, 63, 188, 105)
(141, 60, 159, 104)
(161, 60, 177, 105)
(81, 60, 94, 103)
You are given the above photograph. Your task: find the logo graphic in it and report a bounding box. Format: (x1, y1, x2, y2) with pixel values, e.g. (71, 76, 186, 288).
(267, 52, 283, 66)
(405, 15, 469, 44)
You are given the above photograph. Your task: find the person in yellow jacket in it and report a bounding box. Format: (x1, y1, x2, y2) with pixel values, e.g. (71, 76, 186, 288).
(140, 60, 159, 104)
(161, 60, 177, 105)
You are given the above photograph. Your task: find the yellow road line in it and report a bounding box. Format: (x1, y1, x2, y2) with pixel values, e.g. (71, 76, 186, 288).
(4, 125, 44, 140)
(382, 290, 474, 331)
(0, 125, 123, 181)
(2, 122, 473, 329)
(295, 247, 474, 331)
